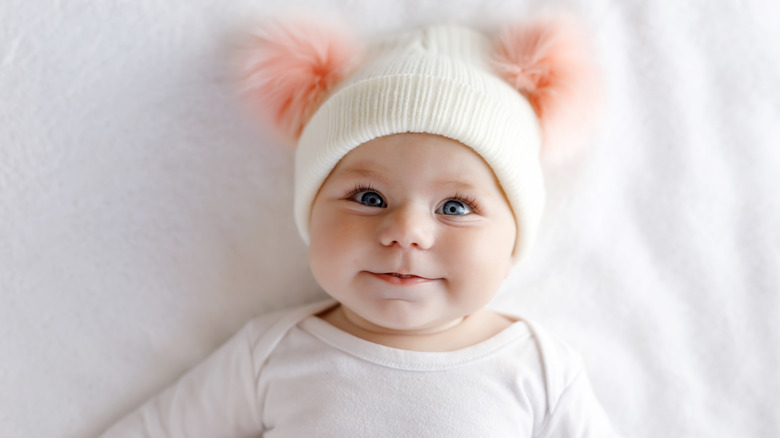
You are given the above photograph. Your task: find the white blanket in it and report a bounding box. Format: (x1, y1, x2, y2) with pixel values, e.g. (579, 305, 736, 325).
(2, 1, 778, 437)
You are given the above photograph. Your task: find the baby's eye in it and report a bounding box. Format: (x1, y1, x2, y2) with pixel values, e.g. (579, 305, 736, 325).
(351, 190, 386, 208)
(437, 199, 473, 216)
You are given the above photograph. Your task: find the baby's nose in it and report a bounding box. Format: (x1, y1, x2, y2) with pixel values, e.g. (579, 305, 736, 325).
(378, 204, 435, 250)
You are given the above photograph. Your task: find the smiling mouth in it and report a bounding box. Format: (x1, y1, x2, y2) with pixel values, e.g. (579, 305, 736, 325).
(388, 273, 418, 278)
(369, 272, 437, 285)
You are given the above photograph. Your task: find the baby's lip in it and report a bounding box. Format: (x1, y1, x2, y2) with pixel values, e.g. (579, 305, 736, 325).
(368, 271, 439, 285)
(384, 272, 427, 278)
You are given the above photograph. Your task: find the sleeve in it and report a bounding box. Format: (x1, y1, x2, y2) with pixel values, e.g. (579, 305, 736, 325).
(534, 368, 619, 438)
(99, 321, 265, 438)
(520, 318, 619, 438)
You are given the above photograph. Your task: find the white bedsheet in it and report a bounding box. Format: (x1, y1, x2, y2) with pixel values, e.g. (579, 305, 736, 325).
(2, 1, 778, 437)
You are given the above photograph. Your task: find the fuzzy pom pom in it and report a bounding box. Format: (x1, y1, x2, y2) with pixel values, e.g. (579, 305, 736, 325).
(238, 18, 361, 143)
(493, 16, 602, 162)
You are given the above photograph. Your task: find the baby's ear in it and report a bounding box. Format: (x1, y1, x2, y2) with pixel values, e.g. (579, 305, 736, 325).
(235, 17, 361, 144)
(492, 15, 603, 164)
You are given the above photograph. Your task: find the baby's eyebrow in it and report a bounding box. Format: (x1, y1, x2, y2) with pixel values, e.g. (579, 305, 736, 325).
(334, 166, 386, 181)
(434, 180, 479, 192)
(334, 167, 485, 192)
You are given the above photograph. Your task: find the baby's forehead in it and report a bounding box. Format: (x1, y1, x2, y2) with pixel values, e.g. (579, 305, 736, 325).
(329, 133, 503, 189)
(337, 133, 486, 166)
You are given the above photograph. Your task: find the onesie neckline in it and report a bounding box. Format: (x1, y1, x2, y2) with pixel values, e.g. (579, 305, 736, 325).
(298, 306, 532, 372)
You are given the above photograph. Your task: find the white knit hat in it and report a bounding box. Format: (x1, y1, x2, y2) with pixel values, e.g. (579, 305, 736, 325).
(240, 17, 599, 261)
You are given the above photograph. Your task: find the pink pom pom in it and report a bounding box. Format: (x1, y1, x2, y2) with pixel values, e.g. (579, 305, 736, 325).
(493, 16, 602, 162)
(238, 18, 360, 143)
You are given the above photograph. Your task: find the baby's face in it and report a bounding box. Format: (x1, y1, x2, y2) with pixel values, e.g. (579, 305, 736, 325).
(308, 133, 516, 334)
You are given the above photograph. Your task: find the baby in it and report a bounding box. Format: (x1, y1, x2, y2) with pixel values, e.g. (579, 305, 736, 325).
(102, 15, 615, 437)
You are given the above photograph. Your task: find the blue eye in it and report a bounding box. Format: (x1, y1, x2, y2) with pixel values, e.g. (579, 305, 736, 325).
(438, 199, 472, 216)
(354, 191, 386, 208)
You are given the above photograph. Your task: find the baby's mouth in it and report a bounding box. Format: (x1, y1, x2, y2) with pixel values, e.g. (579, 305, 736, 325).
(369, 271, 436, 285)
(387, 273, 417, 279)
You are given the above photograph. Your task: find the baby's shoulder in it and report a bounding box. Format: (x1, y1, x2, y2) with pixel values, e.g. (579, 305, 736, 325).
(505, 317, 586, 408)
(524, 320, 583, 369)
(239, 299, 337, 345)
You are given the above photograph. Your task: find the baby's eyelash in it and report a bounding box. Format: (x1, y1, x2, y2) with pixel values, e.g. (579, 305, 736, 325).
(452, 192, 480, 213)
(344, 183, 378, 199)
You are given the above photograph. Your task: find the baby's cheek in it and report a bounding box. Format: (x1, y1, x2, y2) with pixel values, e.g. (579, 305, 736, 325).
(310, 212, 363, 276)
(462, 232, 513, 288)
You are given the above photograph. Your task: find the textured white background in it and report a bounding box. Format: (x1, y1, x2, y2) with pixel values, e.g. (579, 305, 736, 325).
(2, 0, 779, 437)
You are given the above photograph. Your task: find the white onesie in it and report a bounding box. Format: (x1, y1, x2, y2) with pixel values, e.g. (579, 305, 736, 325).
(101, 300, 616, 437)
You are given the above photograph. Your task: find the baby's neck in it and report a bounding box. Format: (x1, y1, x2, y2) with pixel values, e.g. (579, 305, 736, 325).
(317, 304, 514, 352)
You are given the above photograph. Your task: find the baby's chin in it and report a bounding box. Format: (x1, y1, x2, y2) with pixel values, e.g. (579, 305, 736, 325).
(346, 301, 468, 336)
